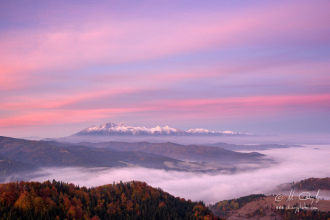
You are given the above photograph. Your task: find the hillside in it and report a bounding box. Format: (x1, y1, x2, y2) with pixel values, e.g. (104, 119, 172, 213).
(210, 194, 330, 220)
(292, 177, 330, 190)
(0, 136, 85, 167)
(0, 136, 186, 169)
(0, 155, 36, 182)
(209, 194, 266, 218)
(275, 177, 330, 194)
(0, 180, 220, 220)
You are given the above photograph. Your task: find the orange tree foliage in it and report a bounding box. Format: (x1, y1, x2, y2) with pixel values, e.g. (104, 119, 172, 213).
(0, 180, 221, 220)
(292, 177, 330, 190)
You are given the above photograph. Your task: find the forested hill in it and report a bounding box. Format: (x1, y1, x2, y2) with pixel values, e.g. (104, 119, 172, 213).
(0, 180, 220, 220)
(276, 177, 330, 191)
(209, 194, 266, 218)
(292, 177, 330, 190)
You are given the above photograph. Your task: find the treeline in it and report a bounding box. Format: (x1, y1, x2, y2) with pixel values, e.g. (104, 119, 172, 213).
(0, 180, 220, 220)
(208, 194, 266, 218)
(292, 177, 330, 190)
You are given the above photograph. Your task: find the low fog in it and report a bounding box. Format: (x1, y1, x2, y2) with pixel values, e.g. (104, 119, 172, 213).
(8, 145, 330, 204)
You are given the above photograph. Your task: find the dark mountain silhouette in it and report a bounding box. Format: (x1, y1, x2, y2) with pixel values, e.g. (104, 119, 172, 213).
(0, 155, 36, 182)
(0, 135, 272, 182)
(0, 136, 251, 179)
(69, 141, 267, 165)
(0, 136, 184, 172)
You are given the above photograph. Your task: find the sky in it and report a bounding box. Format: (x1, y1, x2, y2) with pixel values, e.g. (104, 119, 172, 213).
(1, 0, 330, 138)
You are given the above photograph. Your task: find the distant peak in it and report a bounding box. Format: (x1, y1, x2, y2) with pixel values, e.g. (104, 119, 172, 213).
(75, 122, 251, 136)
(102, 122, 125, 127)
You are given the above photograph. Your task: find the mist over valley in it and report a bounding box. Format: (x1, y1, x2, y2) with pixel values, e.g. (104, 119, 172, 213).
(1, 131, 329, 205)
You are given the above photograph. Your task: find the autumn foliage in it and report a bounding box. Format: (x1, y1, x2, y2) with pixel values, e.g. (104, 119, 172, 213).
(0, 180, 219, 220)
(292, 177, 330, 190)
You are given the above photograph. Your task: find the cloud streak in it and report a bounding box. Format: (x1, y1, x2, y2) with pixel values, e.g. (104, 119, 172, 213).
(0, 0, 329, 137)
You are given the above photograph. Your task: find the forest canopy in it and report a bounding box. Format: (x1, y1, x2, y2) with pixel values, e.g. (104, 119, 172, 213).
(0, 180, 219, 220)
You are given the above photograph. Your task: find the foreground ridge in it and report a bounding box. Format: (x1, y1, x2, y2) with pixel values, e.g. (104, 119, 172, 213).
(0, 180, 220, 220)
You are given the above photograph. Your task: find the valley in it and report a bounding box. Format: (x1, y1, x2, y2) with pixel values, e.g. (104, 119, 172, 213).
(0, 135, 273, 181)
(0, 125, 329, 219)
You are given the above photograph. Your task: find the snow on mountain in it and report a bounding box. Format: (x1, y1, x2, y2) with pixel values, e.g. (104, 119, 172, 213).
(75, 122, 249, 136)
(187, 128, 213, 134)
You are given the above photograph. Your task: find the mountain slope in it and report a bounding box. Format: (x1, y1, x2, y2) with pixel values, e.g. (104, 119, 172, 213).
(0, 136, 83, 167)
(276, 177, 330, 191)
(0, 136, 184, 170)
(0, 155, 36, 182)
(292, 177, 330, 190)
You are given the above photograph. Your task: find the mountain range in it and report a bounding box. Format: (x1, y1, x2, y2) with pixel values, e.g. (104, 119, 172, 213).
(78, 141, 266, 165)
(0, 135, 269, 181)
(0, 136, 183, 172)
(73, 122, 251, 136)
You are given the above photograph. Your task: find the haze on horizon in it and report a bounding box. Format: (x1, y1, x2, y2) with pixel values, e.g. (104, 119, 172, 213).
(1, 0, 330, 139)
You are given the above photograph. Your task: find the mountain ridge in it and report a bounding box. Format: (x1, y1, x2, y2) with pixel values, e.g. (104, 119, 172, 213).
(74, 122, 252, 136)
(77, 141, 266, 165)
(0, 136, 256, 177)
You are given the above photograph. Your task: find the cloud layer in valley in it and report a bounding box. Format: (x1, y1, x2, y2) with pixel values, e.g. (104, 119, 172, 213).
(8, 145, 329, 204)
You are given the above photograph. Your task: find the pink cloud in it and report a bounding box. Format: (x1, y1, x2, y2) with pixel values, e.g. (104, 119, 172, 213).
(0, 106, 158, 128)
(150, 94, 330, 118)
(0, 87, 138, 111)
(1, 1, 329, 91)
(1, 92, 329, 130)
(1, 1, 329, 136)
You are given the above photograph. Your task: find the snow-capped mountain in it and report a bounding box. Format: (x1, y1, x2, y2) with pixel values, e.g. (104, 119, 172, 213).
(74, 122, 249, 136)
(187, 128, 238, 135)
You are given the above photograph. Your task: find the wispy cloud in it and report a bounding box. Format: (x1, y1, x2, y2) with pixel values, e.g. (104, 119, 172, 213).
(0, 0, 329, 137)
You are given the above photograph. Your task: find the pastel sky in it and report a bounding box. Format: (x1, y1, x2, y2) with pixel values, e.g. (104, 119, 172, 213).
(1, 0, 330, 138)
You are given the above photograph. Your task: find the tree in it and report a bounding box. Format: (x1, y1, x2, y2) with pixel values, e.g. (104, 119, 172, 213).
(14, 191, 32, 211)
